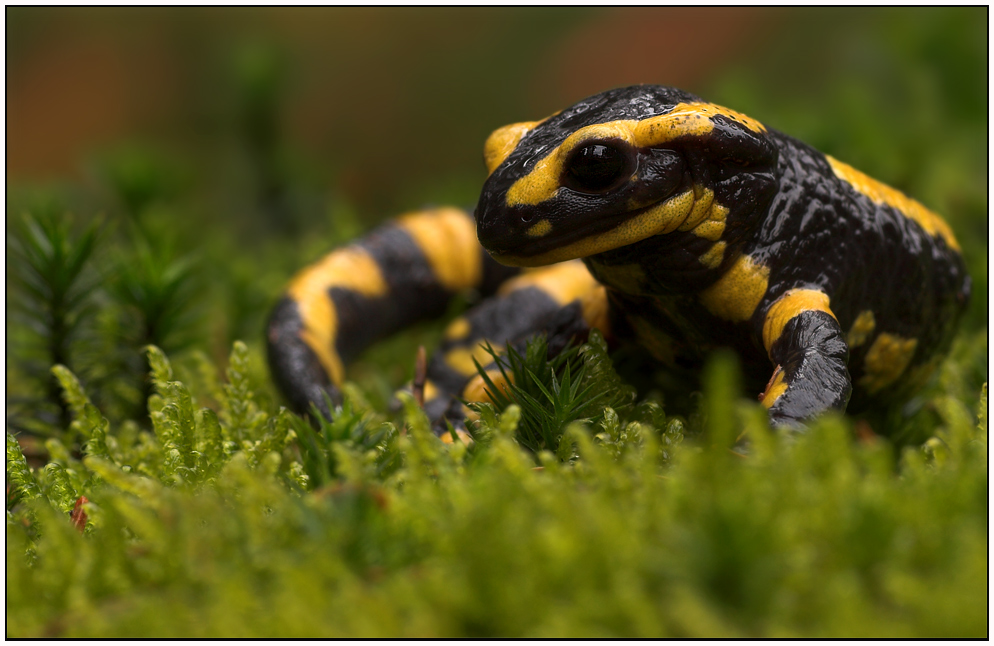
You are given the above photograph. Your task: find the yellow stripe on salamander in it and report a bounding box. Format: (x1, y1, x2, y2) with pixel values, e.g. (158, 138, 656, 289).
(483, 111, 559, 176)
(495, 182, 728, 269)
(493, 189, 696, 267)
(699, 254, 770, 322)
(497, 260, 600, 306)
(826, 155, 960, 252)
(484, 121, 541, 176)
(499, 260, 611, 334)
(505, 102, 765, 208)
(762, 289, 836, 355)
(287, 246, 388, 385)
(397, 207, 483, 291)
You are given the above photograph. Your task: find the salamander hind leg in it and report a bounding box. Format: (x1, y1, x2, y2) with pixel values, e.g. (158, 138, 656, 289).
(420, 260, 612, 435)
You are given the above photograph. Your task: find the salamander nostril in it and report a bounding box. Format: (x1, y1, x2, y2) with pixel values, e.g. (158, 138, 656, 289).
(520, 213, 534, 223)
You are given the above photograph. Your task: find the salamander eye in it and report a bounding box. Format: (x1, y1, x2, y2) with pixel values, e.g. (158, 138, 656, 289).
(562, 141, 633, 194)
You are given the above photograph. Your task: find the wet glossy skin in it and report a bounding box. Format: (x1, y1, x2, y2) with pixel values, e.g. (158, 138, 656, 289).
(268, 85, 969, 430)
(475, 85, 969, 425)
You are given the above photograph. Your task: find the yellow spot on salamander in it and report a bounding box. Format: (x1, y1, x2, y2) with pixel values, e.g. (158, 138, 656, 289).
(440, 428, 474, 445)
(699, 254, 770, 322)
(422, 379, 439, 402)
(445, 342, 503, 377)
(287, 246, 388, 384)
(525, 219, 553, 238)
(397, 207, 482, 291)
(760, 367, 788, 408)
(484, 120, 541, 175)
(762, 289, 836, 354)
(462, 369, 513, 404)
(698, 241, 726, 269)
(859, 333, 918, 393)
(504, 103, 764, 208)
(444, 317, 472, 341)
(494, 189, 695, 267)
(498, 260, 600, 305)
(691, 202, 728, 241)
(826, 155, 960, 252)
(847, 310, 876, 348)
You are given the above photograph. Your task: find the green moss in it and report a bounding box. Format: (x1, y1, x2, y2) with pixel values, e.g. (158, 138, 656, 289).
(6, 344, 988, 637)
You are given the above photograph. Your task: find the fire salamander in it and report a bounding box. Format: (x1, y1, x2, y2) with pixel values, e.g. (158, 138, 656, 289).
(267, 85, 970, 432)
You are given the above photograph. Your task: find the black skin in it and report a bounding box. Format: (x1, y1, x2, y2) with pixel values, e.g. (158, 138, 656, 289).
(269, 85, 969, 430)
(476, 85, 970, 426)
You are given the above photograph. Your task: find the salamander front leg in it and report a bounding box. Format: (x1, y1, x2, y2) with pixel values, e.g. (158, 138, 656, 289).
(760, 290, 851, 427)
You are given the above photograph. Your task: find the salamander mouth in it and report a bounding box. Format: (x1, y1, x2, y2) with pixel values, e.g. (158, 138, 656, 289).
(483, 195, 671, 267)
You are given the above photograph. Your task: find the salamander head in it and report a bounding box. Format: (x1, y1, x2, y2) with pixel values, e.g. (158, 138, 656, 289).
(475, 85, 778, 267)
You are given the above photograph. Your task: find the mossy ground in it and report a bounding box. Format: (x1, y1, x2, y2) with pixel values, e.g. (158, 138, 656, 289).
(6, 342, 989, 638)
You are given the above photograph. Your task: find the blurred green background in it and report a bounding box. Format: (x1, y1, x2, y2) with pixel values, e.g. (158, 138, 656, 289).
(6, 6, 988, 414)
